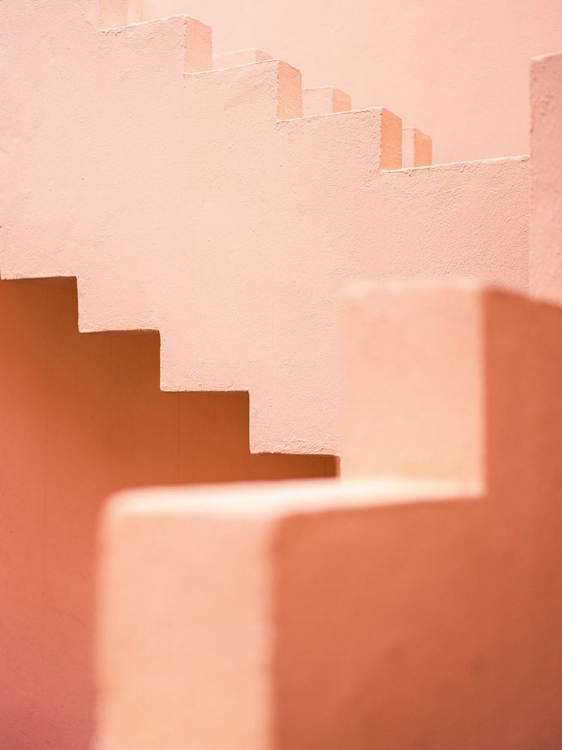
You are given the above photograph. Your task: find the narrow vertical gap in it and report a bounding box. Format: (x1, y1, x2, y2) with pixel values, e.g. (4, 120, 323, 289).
(177, 387, 182, 484)
(108, 335, 114, 492)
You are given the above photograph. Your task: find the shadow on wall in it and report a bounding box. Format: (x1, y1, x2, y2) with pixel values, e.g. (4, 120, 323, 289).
(0, 278, 336, 750)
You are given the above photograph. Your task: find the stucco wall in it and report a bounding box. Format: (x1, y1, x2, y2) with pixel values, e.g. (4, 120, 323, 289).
(140, 0, 562, 163)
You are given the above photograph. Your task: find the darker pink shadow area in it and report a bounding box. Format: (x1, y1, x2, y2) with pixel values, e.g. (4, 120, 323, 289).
(0, 279, 336, 750)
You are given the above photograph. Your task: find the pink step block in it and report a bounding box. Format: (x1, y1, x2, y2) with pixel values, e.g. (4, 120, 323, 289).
(343, 279, 482, 482)
(97, 278, 562, 749)
(402, 126, 433, 167)
(302, 86, 352, 116)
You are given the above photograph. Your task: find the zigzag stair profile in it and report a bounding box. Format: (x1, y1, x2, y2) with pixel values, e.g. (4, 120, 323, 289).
(98, 278, 562, 750)
(0, 278, 337, 750)
(2, 1, 562, 750)
(95, 48, 562, 750)
(1, 0, 529, 456)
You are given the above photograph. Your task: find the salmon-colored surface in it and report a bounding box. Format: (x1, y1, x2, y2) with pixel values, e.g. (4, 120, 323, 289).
(0, 279, 333, 750)
(302, 87, 352, 117)
(343, 280, 483, 483)
(2, 2, 562, 748)
(140, 0, 562, 163)
(98, 279, 562, 749)
(530, 51, 562, 303)
(402, 128, 433, 168)
(1, 0, 531, 455)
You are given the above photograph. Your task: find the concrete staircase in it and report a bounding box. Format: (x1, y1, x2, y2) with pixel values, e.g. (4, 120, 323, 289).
(1, 0, 528, 455)
(98, 277, 562, 749)
(1, 1, 561, 748)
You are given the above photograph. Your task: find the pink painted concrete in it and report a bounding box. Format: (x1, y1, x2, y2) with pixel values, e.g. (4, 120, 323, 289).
(97, 279, 562, 749)
(139, 0, 562, 163)
(0, 279, 334, 750)
(402, 127, 433, 168)
(0, 0, 531, 455)
(343, 279, 483, 482)
(1, 7, 561, 746)
(530, 51, 562, 303)
(302, 87, 352, 117)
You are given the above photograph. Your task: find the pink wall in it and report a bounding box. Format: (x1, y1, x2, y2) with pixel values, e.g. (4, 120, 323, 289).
(0, 279, 333, 750)
(139, 0, 562, 163)
(1, 4, 561, 747)
(530, 52, 562, 303)
(0, 0, 531, 456)
(96, 279, 562, 749)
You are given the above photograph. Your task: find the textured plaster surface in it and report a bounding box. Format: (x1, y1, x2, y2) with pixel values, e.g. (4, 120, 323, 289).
(140, 0, 562, 163)
(531, 52, 562, 303)
(402, 127, 433, 168)
(97, 280, 562, 749)
(0, 280, 333, 750)
(0, 5, 560, 748)
(0, 0, 530, 455)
